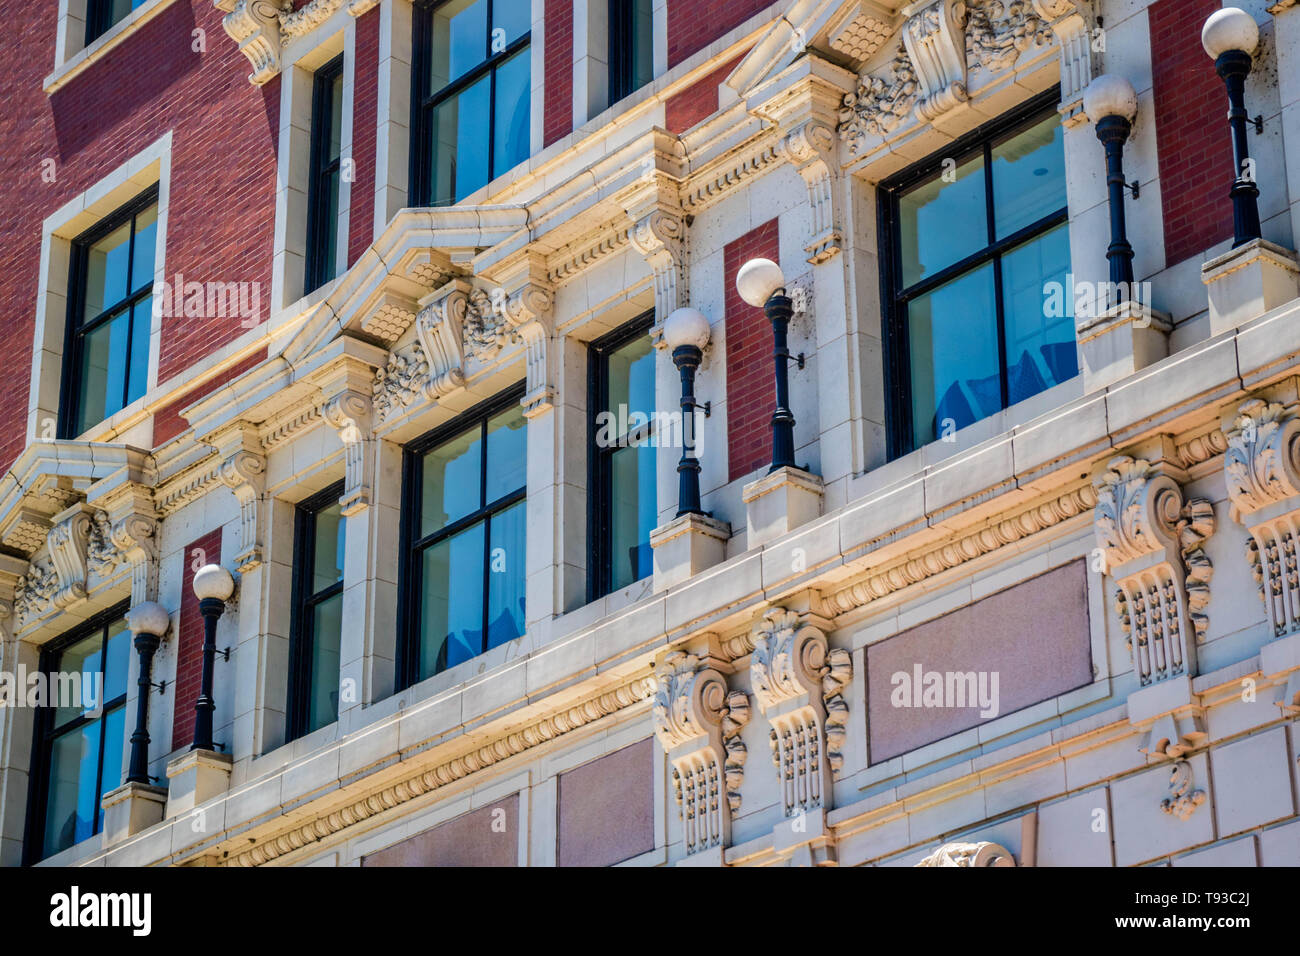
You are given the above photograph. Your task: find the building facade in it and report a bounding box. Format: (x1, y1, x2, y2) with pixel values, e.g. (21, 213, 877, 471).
(0, 0, 1299, 867)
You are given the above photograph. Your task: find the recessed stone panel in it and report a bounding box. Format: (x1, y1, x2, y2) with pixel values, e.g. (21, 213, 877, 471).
(361, 795, 519, 866)
(557, 739, 655, 867)
(865, 560, 1093, 763)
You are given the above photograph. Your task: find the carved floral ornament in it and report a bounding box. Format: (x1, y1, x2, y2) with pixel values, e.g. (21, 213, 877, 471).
(214, 0, 379, 86)
(916, 840, 1016, 866)
(371, 280, 554, 425)
(1222, 399, 1300, 637)
(837, 0, 1080, 153)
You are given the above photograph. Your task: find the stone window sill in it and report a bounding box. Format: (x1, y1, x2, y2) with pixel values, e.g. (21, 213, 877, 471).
(45, 0, 179, 94)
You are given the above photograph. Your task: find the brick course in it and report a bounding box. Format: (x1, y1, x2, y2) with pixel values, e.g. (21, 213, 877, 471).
(543, 0, 574, 147)
(348, 8, 380, 266)
(170, 528, 224, 752)
(1148, 0, 1236, 267)
(667, 0, 772, 68)
(0, 2, 280, 472)
(152, 347, 269, 446)
(664, 54, 745, 135)
(723, 218, 780, 482)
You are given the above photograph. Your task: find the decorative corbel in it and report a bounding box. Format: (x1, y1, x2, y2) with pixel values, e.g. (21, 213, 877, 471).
(749, 607, 853, 817)
(1031, 0, 1094, 126)
(778, 121, 843, 264)
(47, 504, 95, 610)
(322, 392, 374, 517)
(900, 0, 970, 122)
(209, 424, 267, 573)
(1222, 399, 1300, 637)
(92, 479, 162, 607)
(1139, 709, 1208, 760)
(414, 280, 470, 400)
(503, 282, 555, 418)
(214, 0, 288, 86)
(652, 651, 750, 856)
(0, 554, 28, 643)
(628, 207, 687, 348)
(916, 841, 1016, 867)
(13, 559, 56, 630)
(1093, 451, 1215, 686)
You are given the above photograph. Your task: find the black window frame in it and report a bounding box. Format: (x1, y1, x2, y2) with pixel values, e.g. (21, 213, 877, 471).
(409, 0, 532, 207)
(587, 312, 656, 602)
(287, 480, 347, 742)
(877, 88, 1069, 461)
(23, 601, 131, 866)
(305, 54, 346, 296)
(396, 383, 527, 690)
(607, 0, 653, 106)
(58, 184, 160, 441)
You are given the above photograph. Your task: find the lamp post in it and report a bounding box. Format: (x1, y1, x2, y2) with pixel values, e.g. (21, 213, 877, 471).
(191, 564, 234, 752)
(1203, 7, 1263, 247)
(125, 601, 169, 785)
(736, 257, 801, 473)
(663, 307, 712, 517)
(1083, 75, 1140, 293)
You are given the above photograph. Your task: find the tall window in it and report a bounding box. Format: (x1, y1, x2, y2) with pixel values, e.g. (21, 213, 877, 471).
(85, 0, 146, 45)
(879, 93, 1073, 458)
(27, 607, 130, 862)
(60, 186, 158, 439)
(400, 388, 527, 686)
(589, 316, 656, 598)
(411, 0, 531, 206)
(288, 483, 346, 740)
(305, 55, 345, 295)
(608, 0, 653, 105)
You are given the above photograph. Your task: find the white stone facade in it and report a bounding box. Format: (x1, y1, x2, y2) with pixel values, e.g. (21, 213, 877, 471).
(2, 0, 1300, 868)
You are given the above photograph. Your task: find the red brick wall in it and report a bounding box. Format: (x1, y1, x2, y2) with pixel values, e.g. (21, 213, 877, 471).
(171, 528, 224, 752)
(667, 0, 771, 68)
(348, 8, 379, 266)
(0, 2, 279, 472)
(543, 0, 574, 147)
(665, 54, 745, 134)
(153, 347, 268, 446)
(1148, 0, 1235, 267)
(724, 219, 780, 482)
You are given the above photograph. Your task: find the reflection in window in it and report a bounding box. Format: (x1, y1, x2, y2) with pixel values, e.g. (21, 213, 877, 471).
(608, 0, 653, 105)
(33, 608, 130, 861)
(590, 316, 657, 598)
(881, 100, 1074, 455)
(289, 484, 346, 739)
(61, 187, 158, 439)
(402, 390, 527, 684)
(305, 55, 345, 295)
(412, 0, 531, 206)
(85, 0, 147, 46)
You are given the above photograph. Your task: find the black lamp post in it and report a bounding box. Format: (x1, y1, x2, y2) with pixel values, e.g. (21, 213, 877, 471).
(125, 601, 169, 785)
(1203, 7, 1263, 248)
(191, 563, 234, 752)
(736, 258, 802, 473)
(1084, 75, 1141, 292)
(663, 307, 713, 517)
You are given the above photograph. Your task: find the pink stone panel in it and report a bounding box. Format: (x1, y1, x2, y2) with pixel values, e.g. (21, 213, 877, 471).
(557, 739, 655, 866)
(360, 794, 519, 866)
(865, 560, 1093, 763)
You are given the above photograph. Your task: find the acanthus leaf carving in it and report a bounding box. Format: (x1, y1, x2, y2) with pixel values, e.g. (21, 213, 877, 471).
(214, 0, 290, 86)
(1094, 455, 1215, 686)
(1223, 398, 1300, 637)
(47, 507, 94, 610)
(414, 284, 468, 401)
(14, 559, 56, 629)
(462, 286, 511, 359)
(372, 345, 429, 424)
(750, 607, 852, 818)
(966, 0, 1055, 75)
(652, 651, 749, 855)
(916, 841, 1016, 866)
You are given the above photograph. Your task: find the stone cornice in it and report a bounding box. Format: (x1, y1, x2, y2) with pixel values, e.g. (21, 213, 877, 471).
(217, 675, 656, 866)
